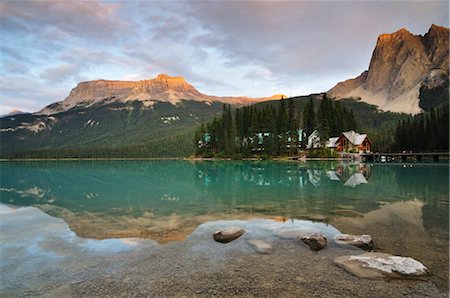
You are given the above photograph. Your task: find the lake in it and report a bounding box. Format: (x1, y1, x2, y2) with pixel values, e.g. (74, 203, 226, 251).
(1, 160, 448, 295)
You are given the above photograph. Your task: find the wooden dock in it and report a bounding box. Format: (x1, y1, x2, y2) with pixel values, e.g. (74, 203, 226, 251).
(361, 152, 449, 163)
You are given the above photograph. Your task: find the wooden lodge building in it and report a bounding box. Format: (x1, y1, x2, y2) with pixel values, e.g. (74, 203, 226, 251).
(327, 130, 372, 153)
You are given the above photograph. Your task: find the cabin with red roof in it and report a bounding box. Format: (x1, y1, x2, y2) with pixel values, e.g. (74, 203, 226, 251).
(335, 130, 371, 153)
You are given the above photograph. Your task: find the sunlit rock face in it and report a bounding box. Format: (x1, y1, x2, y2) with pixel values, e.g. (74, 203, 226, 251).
(328, 24, 449, 114)
(38, 74, 285, 115)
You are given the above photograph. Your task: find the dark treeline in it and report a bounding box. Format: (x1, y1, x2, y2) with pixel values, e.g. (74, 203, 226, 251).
(1, 131, 195, 159)
(392, 103, 449, 152)
(194, 95, 357, 158)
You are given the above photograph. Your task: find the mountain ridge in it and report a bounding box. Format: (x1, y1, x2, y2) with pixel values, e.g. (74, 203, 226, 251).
(38, 74, 285, 115)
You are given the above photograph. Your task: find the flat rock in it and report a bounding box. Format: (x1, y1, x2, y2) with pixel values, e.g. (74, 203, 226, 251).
(213, 227, 245, 243)
(334, 252, 428, 279)
(275, 229, 304, 239)
(299, 233, 327, 251)
(247, 239, 273, 254)
(334, 234, 374, 251)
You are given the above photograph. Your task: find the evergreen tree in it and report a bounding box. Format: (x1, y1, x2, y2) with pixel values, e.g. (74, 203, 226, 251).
(392, 103, 449, 152)
(275, 99, 288, 154)
(317, 94, 333, 141)
(287, 99, 299, 154)
(303, 97, 316, 139)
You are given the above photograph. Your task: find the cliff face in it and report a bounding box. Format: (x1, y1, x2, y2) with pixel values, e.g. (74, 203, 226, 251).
(39, 74, 284, 115)
(328, 25, 449, 114)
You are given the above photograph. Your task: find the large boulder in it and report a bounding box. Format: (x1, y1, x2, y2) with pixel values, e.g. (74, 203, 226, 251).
(247, 239, 273, 254)
(213, 227, 245, 243)
(299, 233, 327, 251)
(334, 252, 428, 279)
(334, 234, 374, 251)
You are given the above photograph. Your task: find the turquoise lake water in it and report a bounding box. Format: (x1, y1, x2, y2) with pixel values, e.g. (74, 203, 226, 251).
(1, 160, 449, 290)
(1, 161, 448, 232)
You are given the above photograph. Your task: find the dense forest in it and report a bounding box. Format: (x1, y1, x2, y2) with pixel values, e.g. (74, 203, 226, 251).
(194, 94, 450, 158)
(194, 95, 358, 158)
(1, 129, 195, 159)
(392, 103, 449, 152)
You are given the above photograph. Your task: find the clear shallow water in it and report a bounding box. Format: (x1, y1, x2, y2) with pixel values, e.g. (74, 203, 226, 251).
(1, 160, 449, 292)
(2, 204, 446, 297)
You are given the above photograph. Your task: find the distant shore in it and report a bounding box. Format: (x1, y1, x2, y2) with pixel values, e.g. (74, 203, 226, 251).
(0, 157, 184, 161)
(1, 156, 447, 162)
(0, 157, 345, 162)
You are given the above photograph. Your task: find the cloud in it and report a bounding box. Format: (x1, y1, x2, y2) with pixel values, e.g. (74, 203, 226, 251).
(1, 1, 125, 42)
(2, 61, 29, 74)
(40, 64, 82, 83)
(0, 0, 448, 112)
(0, 74, 68, 112)
(187, 1, 441, 78)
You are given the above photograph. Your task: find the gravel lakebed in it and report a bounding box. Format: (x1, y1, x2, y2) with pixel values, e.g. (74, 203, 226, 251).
(0, 205, 446, 297)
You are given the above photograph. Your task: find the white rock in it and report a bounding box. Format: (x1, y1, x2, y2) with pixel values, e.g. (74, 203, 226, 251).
(334, 252, 428, 279)
(334, 234, 374, 251)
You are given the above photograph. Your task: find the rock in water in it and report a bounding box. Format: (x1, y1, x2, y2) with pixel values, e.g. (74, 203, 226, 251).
(275, 229, 304, 239)
(299, 233, 327, 251)
(334, 234, 374, 251)
(334, 252, 428, 279)
(247, 239, 273, 254)
(213, 227, 245, 243)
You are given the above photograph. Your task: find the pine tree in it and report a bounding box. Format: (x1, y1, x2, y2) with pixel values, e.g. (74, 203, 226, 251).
(303, 97, 316, 138)
(318, 94, 333, 141)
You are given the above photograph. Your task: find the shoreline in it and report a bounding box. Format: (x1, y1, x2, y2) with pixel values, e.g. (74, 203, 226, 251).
(1, 157, 448, 164)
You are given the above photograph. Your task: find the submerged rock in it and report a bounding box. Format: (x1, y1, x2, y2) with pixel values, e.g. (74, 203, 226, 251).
(334, 234, 374, 251)
(275, 229, 304, 239)
(299, 233, 327, 251)
(247, 239, 273, 254)
(213, 227, 245, 243)
(334, 252, 428, 279)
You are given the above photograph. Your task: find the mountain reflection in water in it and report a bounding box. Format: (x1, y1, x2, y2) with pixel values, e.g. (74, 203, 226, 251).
(0, 161, 447, 241)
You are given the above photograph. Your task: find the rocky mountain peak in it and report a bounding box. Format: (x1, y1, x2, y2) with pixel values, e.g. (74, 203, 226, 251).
(377, 28, 413, 42)
(422, 24, 449, 71)
(149, 74, 198, 92)
(328, 24, 449, 114)
(429, 24, 448, 33)
(155, 73, 185, 81)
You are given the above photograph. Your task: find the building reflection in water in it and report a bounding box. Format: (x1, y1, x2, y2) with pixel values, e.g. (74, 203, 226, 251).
(196, 162, 372, 189)
(327, 163, 372, 187)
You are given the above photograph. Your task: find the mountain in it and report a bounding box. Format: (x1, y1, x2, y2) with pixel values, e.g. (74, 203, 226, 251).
(38, 74, 284, 115)
(1, 74, 283, 158)
(328, 24, 449, 114)
(1, 109, 26, 117)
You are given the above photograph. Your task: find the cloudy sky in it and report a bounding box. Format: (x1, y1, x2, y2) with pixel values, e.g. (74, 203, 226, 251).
(0, 1, 448, 114)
